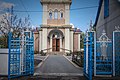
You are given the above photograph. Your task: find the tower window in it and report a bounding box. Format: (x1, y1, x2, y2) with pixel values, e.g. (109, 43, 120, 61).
(54, 10, 58, 19)
(49, 12, 52, 19)
(60, 12, 63, 19)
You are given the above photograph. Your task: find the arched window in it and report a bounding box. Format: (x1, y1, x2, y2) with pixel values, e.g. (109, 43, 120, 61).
(49, 12, 52, 19)
(60, 12, 63, 19)
(54, 9, 58, 19)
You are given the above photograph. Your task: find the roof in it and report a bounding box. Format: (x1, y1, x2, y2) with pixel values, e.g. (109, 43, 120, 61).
(94, 0, 103, 27)
(40, 0, 72, 4)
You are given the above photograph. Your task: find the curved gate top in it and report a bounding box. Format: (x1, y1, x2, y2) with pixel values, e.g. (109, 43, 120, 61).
(95, 30, 112, 75)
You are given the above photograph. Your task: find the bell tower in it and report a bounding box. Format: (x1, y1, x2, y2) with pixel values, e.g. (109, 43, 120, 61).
(40, 0, 72, 26)
(37, 0, 80, 54)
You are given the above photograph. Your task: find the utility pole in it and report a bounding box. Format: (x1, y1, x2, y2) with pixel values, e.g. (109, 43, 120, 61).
(10, 6, 13, 32)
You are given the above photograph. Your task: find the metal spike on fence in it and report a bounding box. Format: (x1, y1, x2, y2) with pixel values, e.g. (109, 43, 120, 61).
(115, 26, 120, 31)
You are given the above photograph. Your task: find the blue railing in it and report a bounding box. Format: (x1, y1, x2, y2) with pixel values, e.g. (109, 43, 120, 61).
(8, 31, 34, 79)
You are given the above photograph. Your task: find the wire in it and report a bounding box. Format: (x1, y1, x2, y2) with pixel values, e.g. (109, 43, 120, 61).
(70, 6, 98, 10)
(19, 0, 29, 15)
(12, 5, 99, 13)
(19, 0, 35, 26)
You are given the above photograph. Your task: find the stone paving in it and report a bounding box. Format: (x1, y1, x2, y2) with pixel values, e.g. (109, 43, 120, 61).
(35, 55, 83, 76)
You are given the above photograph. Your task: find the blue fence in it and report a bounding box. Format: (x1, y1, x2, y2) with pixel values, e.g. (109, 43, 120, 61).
(84, 31, 95, 80)
(113, 31, 120, 76)
(8, 32, 21, 79)
(95, 31, 113, 75)
(84, 29, 120, 80)
(8, 31, 34, 79)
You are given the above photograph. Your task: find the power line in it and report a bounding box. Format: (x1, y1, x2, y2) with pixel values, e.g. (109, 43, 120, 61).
(19, 0, 35, 26)
(70, 6, 98, 10)
(19, 0, 29, 15)
(12, 5, 99, 13)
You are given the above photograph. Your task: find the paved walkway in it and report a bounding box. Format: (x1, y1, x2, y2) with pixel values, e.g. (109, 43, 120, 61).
(35, 55, 83, 76)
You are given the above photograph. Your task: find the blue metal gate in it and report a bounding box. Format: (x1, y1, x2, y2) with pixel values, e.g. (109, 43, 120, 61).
(84, 31, 95, 80)
(84, 28, 120, 79)
(94, 30, 113, 75)
(113, 30, 120, 76)
(8, 32, 21, 79)
(8, 31, 34, 79)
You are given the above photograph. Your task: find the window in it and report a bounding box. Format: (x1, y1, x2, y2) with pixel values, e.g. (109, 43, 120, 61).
(104, 0, 109, 18)
(60, 12, 63, 19)
(49, 12, 52, 19)
(54, 10, 58, 19)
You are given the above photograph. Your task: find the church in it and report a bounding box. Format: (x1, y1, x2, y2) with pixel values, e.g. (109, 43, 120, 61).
(34, 0, 81, 54)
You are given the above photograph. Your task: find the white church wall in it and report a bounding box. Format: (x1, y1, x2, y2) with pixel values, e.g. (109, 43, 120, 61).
(65, 28, 70, 53)
(39, 30, 42, 52)
(42, 28, 47, 52)
(70, 31, 73, 52)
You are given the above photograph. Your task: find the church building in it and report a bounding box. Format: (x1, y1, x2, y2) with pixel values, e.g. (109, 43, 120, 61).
(34, 0, 81, 54)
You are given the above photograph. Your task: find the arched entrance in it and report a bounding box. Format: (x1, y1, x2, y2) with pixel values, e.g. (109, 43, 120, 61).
(48, 29, 64, 52)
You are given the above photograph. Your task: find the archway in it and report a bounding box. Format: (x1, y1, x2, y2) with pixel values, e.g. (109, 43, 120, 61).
(48, 29, 64, 52)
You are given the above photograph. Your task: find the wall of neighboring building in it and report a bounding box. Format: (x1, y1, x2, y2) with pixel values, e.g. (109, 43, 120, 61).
(73, 33, 78, 52)
(34, 32, 39, 53)
(96, 0, 120, 39)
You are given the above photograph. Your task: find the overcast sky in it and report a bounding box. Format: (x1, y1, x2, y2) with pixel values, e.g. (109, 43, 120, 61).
(0, 0, 99, 32)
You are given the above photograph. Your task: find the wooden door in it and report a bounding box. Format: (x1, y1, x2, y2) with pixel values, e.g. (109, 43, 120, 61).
(56, 39, 60, 51)
(52, 38, 56, 51)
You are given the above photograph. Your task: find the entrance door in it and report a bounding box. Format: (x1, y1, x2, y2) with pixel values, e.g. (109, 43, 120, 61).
(56, 39, 60, 51)
(52, 38, 56, 51)
(52, 39, 60, 51)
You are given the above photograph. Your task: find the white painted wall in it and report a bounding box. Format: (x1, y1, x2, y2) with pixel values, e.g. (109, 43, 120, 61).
(65, 28, 70, 53)
(60, 38, 62, 52)
(39, 31, 42, 52)
(42, 28, 47, 52)
(70, 31, 73, 52)
(0, 49, 8, 75)
(50, 36, 52, 52)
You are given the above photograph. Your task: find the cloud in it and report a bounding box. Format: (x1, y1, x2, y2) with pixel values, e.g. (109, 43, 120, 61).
(0, 1, 15, 10)
(70, 23, 75, 28)
(0, 1, 15, 14)
(0, 1, 15, 21)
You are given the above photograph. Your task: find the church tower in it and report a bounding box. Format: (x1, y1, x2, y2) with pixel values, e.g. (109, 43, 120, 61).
(37, 0, 81, 54)
(41, 0, 71, 26)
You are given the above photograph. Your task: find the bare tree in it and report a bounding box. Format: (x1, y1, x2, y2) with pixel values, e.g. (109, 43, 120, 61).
(0, 9, 31, 48)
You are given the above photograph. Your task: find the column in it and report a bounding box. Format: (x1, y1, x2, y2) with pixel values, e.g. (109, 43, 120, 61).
(39, 30, 42, 52)
(42, 28, 47, 52)
(60, 38, 62, 52)
(65, 28, 70, 53)
(50, 36, 52, 52)
(70, 31, 73, 52)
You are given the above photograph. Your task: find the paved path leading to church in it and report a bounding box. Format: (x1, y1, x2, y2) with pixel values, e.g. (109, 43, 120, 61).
(34, 55, 83, 77)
